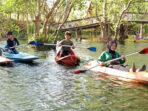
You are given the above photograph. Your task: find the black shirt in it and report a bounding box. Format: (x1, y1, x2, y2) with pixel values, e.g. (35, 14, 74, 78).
(7, 38, 20, 49)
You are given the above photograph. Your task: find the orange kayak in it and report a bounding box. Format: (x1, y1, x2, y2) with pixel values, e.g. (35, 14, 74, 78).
(85, 61, 148, 83)
(0, 56, 13, 65)
(55, 49, 80, 66)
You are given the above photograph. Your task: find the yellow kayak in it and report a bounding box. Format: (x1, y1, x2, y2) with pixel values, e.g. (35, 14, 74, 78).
(125, 38, 148, 43)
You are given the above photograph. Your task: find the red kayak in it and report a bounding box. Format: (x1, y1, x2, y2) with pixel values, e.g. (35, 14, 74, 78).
(55, 49, 80, 66)
(0, 56, 13, 65)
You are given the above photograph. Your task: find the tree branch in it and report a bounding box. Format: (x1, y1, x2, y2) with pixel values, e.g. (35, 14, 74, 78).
(54, 0, 75, 43)
(114, 0, 134, 40)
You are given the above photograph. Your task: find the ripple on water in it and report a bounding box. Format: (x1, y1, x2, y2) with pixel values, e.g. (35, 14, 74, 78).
(0, 41, 148, 111)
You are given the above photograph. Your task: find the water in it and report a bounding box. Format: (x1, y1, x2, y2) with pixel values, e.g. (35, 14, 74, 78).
(0, 40, 148, 111)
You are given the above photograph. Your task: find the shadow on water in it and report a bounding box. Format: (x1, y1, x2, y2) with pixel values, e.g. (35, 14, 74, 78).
(14, 61, 40, 66)
(118, 41, 125, 45)
(0, 63, 13, 67)
(0, 61, 40, 67)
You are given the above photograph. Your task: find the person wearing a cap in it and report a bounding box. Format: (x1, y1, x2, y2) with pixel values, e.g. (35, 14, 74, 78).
(6, 31, 20, 54)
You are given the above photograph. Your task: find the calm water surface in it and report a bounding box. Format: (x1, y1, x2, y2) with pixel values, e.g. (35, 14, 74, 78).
(0, 40, 148, 111)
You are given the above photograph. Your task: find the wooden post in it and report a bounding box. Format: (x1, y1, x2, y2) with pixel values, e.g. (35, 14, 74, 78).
(75, 29, 78, 41)
(26, 12, 29, 37)
(140, 24, 143, 38)
(108, 24, 112, 37)
(94, 27, 97, 37)
(10, 12, 11, 19)
(78, 28, 82, 41)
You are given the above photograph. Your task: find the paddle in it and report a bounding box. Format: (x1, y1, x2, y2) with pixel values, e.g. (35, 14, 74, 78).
(74, 47, 148, 74)
(5, 44, 26, 49)
(28, 41, 96, 52)
(0, 44, 28, 55)
(1, 44, 26, 53)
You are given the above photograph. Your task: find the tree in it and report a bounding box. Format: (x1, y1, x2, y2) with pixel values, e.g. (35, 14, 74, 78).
(93, 0, 148, 41)
(42, 0, 61, 39)
(94, 0, 110, 41)
(114, 0, 133, 40)
(54, 0, 75, 43)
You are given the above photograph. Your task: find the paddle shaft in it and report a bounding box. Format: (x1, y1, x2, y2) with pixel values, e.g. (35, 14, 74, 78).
(44, 43, 72, 47)
(44, 43, 89, 49)
(87, 51, 139, 70)
(29, 41, 96, 52)
(105, 51, 139, 64)
(5, 44, 26, 49)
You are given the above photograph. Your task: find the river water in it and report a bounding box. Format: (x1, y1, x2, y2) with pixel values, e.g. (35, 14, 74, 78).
(0, 40, 148, 111)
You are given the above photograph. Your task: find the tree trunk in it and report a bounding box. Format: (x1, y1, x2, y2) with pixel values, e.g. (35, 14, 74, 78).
(26, 13, 29, 37)
(54, 1, 74, 44)
(42, 0, 61, 39)
(34, 17, 40, 37)
(100, 24, 110, 41)
(101, 1, 109, 39)
(9, 12, 11, 19)
(17, 12, 19, 21)
(140, 24, 143, 38)
(95, 0, 109, 41)
(119, 24, 124, 41)
(34, 0, 41, 37)
(114, 0, 133, 40)
(119, 24, 129, 41)
(22, 12, 25, 22)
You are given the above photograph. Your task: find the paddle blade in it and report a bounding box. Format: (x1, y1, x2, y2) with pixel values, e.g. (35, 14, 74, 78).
(73, 70, 87, 74)
(87, 47, 96, 52)
(28, 41, 43, 46)
(28, 41, 36, 45)
(139, 47, 148, 54)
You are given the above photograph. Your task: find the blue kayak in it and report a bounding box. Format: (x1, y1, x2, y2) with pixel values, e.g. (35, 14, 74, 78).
(3, 52, 38, 62)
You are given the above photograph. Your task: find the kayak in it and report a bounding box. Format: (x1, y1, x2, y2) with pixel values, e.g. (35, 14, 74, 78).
(125, 39, 148, 43)
(85, 60, 148, 83)
(55, 49, 80, 66)
(125, 38, 148, 43)
(0, 56, 13, 64)
(3, 52, 38, 62)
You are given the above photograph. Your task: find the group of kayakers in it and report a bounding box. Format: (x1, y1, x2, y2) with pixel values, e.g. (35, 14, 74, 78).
(57, 31, 146, 72)
(3, 31, 147, 72)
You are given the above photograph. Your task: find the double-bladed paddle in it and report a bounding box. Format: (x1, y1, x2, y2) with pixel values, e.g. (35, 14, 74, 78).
(28, 41, 96, 52)
(74, 47, 148, 74)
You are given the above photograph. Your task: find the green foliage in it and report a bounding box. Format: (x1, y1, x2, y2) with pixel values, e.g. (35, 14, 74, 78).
(10, 23, 19, 32)
(1, 0, 148, 41)
(93, 0, 148, 33)
(130, 1, 148, 13)
(1, 0, 36, 14)
(143, 25, 148, 35)
(58, 31, 65, 40)
(29, 23, 35, 34)
(0, 14, 20, 37)
(69, 0, 89, 20)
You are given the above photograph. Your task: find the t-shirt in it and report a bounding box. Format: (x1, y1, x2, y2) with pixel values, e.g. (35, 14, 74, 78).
(60, 39, 73, 51)
(7, 38, 20, 49)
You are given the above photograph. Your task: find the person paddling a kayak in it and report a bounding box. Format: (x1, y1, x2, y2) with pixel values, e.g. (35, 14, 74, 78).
(97, 40, 146, 72)
(6, 31, 20, 54)
(58, 31, 75, 57)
